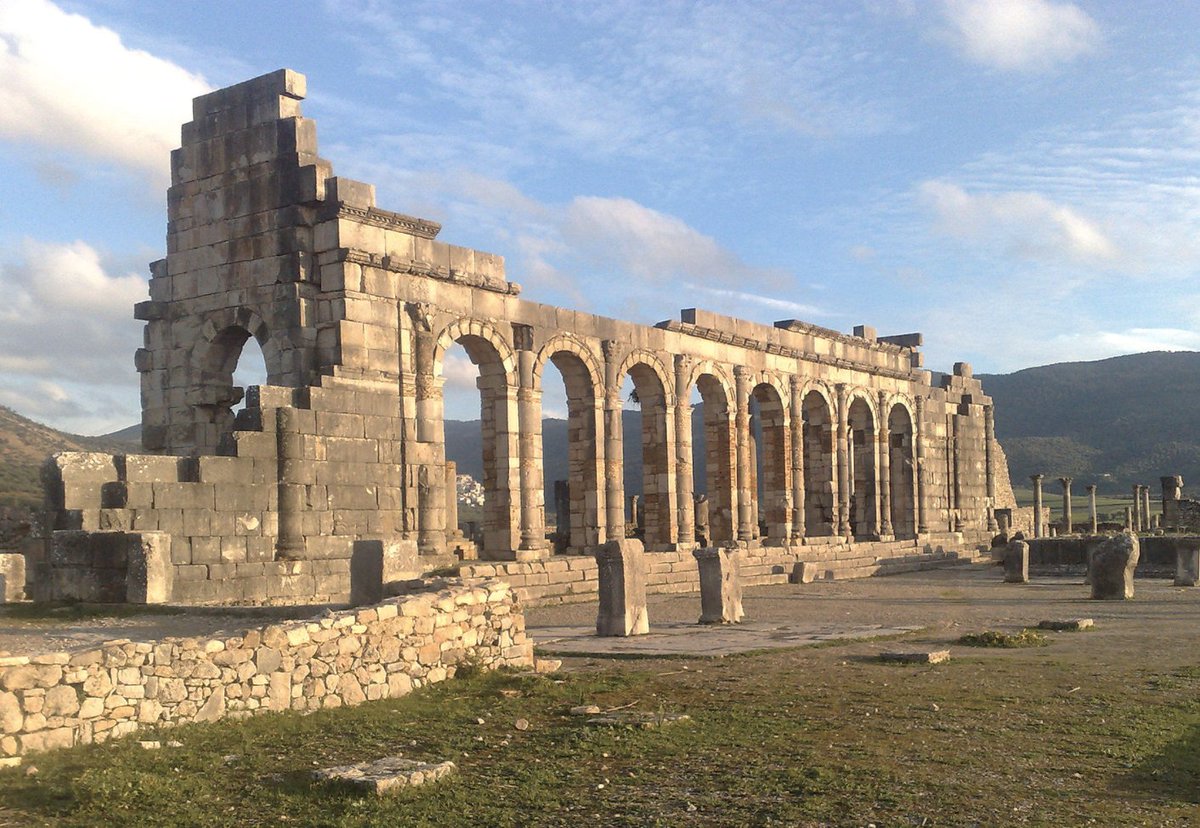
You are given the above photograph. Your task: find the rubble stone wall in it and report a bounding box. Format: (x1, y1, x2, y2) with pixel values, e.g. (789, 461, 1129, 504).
(0, 579, 530, 763)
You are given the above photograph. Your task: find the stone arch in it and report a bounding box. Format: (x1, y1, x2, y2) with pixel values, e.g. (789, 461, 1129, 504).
(846, 393, 879, 538)
(431, 317, 520, 558)
(749, 378, 791, 542)
(888, 401, 917, 538)
(801, 385, 836, 536)
(689, 364, 737, 545)
(616, 352, 677, 548)
(533, 334, 605, 551)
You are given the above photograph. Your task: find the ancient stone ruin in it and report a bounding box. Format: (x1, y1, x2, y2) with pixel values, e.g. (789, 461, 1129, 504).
(31, 69, 1018, 606)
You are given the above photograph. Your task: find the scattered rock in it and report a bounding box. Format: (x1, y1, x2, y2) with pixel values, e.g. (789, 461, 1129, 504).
(498, 689, 520, 698)
(138, 740, 162, 750)
(570, 705, 602, 716)
(24, 765, 37, 777)
(167, 740, 184, 748)
(1038, 618, 1094, 631)
(514, 718, 530, 731)
(313, 756, 456, 795)
(586, 711, 691, 729)
(879, 650, 951, 664)
(534, 659, 562, 674)
(0, 757, 20, 769)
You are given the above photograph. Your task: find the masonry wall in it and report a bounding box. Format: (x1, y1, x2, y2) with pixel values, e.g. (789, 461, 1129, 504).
(0, 579, 530, 763)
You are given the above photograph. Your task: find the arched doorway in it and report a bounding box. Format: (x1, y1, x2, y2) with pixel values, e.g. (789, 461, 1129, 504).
(620, 360, 676, 549)
(751, 381, 790, 543)
(693, 372, 736, 545)
(888, 404, 916, 538)
(802, 389, 835, 536)
(847, 396, 878, 538)
(540, 348, 603, 552)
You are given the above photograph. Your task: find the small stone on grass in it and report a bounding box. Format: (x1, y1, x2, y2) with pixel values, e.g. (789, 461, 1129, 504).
(570, 704, 602, 716)
(313, 756, 456, 795)
(879, 650, 951, 664)
(586, 711, 691, 729)
(1037, 618, 1094, 631)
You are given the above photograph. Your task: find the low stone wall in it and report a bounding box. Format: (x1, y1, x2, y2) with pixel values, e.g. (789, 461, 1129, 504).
(0, 579, 531, 764)
(461, 535, 976, 605)
(1027, 535, 1198, 573)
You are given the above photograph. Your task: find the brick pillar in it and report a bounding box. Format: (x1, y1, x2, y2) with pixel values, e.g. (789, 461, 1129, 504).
(1086, 484, 1097, 534)
(878, 391, 892, 537)
(1059, 477, 1073, 536)
(836, 383, 850, 539)
(734, 367, 753, 542)
(516, 335, 547, 555)
(984, 405, 998, 531)
(1030, 474, 1044, 538)
(602, 340, 624, 541)
(915, 395, 928, 534)
(789, 376, 805, 541)
(673, 356, 695, 546)
(275, 406, 306, 558)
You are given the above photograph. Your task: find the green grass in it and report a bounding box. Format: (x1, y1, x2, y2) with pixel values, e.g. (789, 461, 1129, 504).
(2, 640, 1199, 825)
(1011, 487, 1158, 524)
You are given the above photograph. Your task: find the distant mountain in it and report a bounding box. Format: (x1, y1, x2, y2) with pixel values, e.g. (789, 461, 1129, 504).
(0, 406, 139, 509)
(980, 351, 1200, 493)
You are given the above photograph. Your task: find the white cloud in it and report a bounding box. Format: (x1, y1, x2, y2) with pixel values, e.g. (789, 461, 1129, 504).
(939, 0, 1101, 72)
(918, 180, 1119, 264)
(0, 0, 209, 184)
(685, 285, 826, 319)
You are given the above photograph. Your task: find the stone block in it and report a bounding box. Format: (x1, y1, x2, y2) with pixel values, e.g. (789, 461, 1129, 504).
(1003, 540, 1029, 584)
(594, 539, 649, 637)
(0, 554, 25, 603)
(350, 540, 384, 606)
(1173, 539, 1200, 587)
(126, 532, 173, 604)
(1090, 533, 1139, 600)
(693, 548, 744, 624)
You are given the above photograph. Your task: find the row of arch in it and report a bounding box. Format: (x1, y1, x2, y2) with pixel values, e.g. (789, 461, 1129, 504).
(429, 317, 922, 557)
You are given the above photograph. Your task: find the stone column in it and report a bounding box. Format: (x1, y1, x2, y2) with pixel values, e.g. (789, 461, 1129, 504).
(836, 383, 851, 539)
(1131, 484, 1142, 532)
(1004, 539, 1029, 584)
(1161, 475, 1184, 529)
(673, 356, 695, 546)
(693, 548, 744, 624)
(276, 406, 307, 558)
(516, 339, 547, 555)
(1086, 484, 1098, 534)
(877, 391, 892, 537)
(445, 461, 460, 540)
(789, 376, 805, 541)
(951, 412, 963, 532)
(734, 367, 753, 542)
(914, 395, 928, 534)
(595, 539, 649, 636)
(1124, 506, 1132, 531)
(1141, 485, 1152, 533)
(984, 405, 998, 531)
(602, 340, 624, 541)
(1030, 474, 1044, 539)
(1059, 477, 1073, 536)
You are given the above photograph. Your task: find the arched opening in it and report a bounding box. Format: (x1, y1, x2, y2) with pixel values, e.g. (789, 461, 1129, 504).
(437, 335, 519, 559)
(888, 404, 917, 538)
(200, 324, 271, 454)
(751, 382, 790, 543)
(621, 362, 675, 548)
(802, 390, 835, 536)
(847, 396, 878, 538)
(692, 373, 736, 545)
(542, 350, 602, 553)
(231, 336, 268, 417)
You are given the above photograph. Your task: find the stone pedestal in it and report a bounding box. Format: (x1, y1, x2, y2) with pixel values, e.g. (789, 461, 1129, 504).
(1173, 539, 1200, 587)
(1003, 540, 1029, 584)
(693, 548, 744, 624)
(0, 553, 26, 602)
(594, 539, 649, 636)
(1090, 533, 1139, 600)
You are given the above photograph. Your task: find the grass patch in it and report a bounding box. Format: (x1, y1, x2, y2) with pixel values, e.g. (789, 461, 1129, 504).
(956, 628, 1049, 648)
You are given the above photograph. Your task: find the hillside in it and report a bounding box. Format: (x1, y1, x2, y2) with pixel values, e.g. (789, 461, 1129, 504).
(981, 350, 1200, 493)
(0, 406, 139, 509)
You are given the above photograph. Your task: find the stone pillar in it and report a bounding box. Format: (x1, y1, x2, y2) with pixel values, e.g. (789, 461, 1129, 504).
(951, 412, 963, 532)
(1141, 486, 1152, 533)
(1004, 539, 1029, 584)
(836, 383, 851, 539)
(693, 548, 744, 624)
(673, 355, 695, 546)
(1059, 477, 1073, 536)
(595, 539, 649, 636)
(1124, 506, 1133, 531)
(915, 395, 928, 534)
(994, 508, 1012, 534)
(877, 391, 892, 537)
(734, 367, 753, 542)
(276, 406, 307, 558)
(1030, 474, 1044, 539)
(553, 480, 570, 549)
(0, 553, 26, 603)
(1161, 475, 1183, 529)
(1090, 532, 1139, 600)
(445, 461, 461, 540)
(1174, 539, 1200, 587)
(1086, 484, 1098, 534)
(694, 495, 710, 544)
(516, 337, 547, 555)
(1131, 484, 1142, 532)
(602, 340, 624, 542)
(984, 405, 998, 531)
(789, 376, 805, 541)
(629, 495, 641, 534)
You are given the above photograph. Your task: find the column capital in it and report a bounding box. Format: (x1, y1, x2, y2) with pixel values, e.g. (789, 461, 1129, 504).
(1030, 474, 1044, 483)
(1059, 476, 1073, 487)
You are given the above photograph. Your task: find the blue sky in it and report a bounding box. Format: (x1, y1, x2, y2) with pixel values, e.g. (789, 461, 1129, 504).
(2, 0, 1199, 433)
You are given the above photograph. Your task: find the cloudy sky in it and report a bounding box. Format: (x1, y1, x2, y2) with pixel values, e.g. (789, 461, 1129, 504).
(2, 0, 1199, 433)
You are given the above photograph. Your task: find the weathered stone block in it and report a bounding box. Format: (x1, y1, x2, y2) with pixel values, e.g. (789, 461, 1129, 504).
(1090, 533, 1139, 600)
(0, 554, 26, 603)
(594, 539, 649, 637)
(126, 532, 173, 604)
(1173, 538, 1200, 587)
(1004, 540, 1029, 584)
(693, 548, 744, 624)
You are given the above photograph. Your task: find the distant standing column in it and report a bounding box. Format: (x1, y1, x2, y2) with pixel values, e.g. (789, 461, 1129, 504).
(673, 355, 695, 546)
(1086, 484, 1098, 534)
(734, 367, 753, 542)
(517, 340, 547, 553)
(877, 391, 892, 536)
(789, 376, 805, 541)
(1030, 474, 1044, 538)
(915, 395, 928, 534)
(1059, 477, 1073, 536)
(1131, 484, 1142, 532)
(984, 405, 998, 531)
(836, 383, 851, 539)
(602, 340, 625, 542)
(1141, 485, 1152, 533)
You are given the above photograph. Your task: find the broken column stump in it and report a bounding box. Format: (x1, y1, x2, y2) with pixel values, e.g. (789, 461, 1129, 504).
(693, 547, 744, 624)
(1090, 532, 1140, 600)
(1003, 539, 1029, 583)
(0, 553, 26, 602)
(594, 539, 649, 636)
(1173, 538, 1200, 587)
